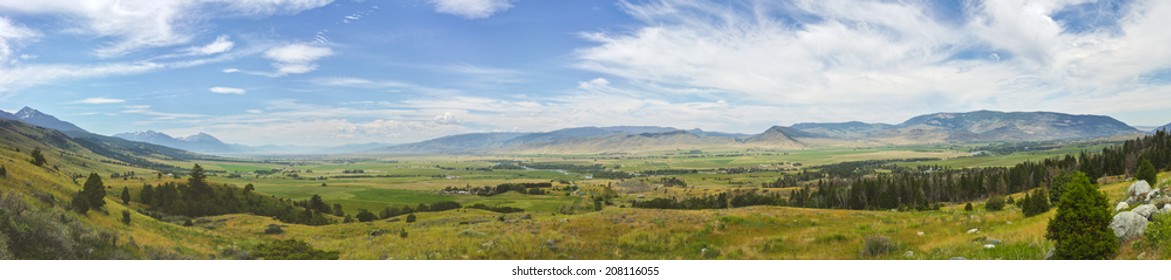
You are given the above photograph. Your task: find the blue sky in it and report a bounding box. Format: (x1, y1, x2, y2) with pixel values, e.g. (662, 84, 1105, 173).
(1, 0, 1170, 146)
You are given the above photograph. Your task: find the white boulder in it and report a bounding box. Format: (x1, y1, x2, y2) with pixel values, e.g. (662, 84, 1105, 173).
(1110, 211, 1148, 241)
(1134, 204, 1158, 219)
(1115, 202, 1130, 212)
(983, 244, 996, 249)
(967, 228, 978, 234)
(1127, 181, 1152, 204)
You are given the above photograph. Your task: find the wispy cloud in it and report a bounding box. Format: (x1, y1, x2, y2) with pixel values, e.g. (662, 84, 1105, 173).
(574, 0, 1171, 123)
(0, 0, 333, 57)
(73, 97, 125, 104)
(0, 17, 39, 65)
(209, 86, 246, 95)
(313, 77, 462, 95)
(187, 35, 235, 56)
(428, 0, 514, 19)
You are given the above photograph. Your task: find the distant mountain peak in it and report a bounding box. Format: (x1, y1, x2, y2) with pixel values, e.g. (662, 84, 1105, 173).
(16, 107, 41, 118)
(10, 106, 88, 133)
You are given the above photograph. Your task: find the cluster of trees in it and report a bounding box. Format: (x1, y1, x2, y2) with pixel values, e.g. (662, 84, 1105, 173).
(467, 203, 524, 213)
(783, 131, 1171, 211)
(340, 169, 365, 174)
(375, 201, 463, 220)
(138, 164, 333, 225)
(1019, 187, 1051, 217)
(631, 191, 786, 210)
(70, 173, 107, 214)
(30, 148, 46, 167)
(657, 177, 687, 188)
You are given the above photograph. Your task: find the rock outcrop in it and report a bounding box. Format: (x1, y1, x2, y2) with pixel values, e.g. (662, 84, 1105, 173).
(1110, 211, 1148, 241)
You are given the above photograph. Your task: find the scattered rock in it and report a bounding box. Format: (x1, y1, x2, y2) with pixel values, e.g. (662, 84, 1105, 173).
(1127, 181, 1152, 204)
(1044, 249, 1055, 260)
(544, 239, 559, 252)
(949, 257, 967, 260)
(916, 231, 925, 237)
(967, 228, 978, 234)
(1116, 202, 1130, 212)
(983, 244, 996, 249)
(521, 214, 533, 220)
(904, 251, 914, 258)
(1147, 189, 1161, 201)
(1109, 211, 1148, 241)
(1163, 204, 1171, 213)
(369, 229, 386, 237)
(986, 238, 1001, 245)
(1133, 204, 1158, 219)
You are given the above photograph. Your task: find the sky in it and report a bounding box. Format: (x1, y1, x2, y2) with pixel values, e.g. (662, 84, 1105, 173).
(1, 0, 1170, 146)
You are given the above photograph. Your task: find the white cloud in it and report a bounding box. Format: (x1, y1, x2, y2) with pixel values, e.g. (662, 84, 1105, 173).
(577, 77, 610, 89)
(262, 43, 334, 76)
(0, 0, 332, 57)
(189, 35, 235, 55)
(0, 17, 39, 65)
(74, 97, 125, 104)
(209, 86, 246, 95)
(573, 0, 1171, 124)
(428, 0, 514, 19)
(433, 112, 461, 125)
(245, 109, 263, 114)
(222, 68, 240, 73)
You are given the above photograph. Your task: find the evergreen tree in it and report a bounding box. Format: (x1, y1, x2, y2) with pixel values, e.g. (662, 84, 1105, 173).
(1046, 172, 1118, 259)
(1137, 159, 1157, 187)
(243, 183, 255, 194)
(81, 173, 106, 210)
(0, 165, 6, 177)
(140, 184, 154, 206)
(405, 213, 417, 223)
(332, 203, 345, 216)
(964, 203, 973, 212)
(120, 187, 131, 205)
(121, 210, 131, 225)
(355, 209, 377, 222)
(70, 192, 89, 214)
(30, 148, 46, 167)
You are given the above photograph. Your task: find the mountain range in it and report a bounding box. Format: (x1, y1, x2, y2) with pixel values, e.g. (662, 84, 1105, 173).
(374, 110, 1146, 154)
(0, 106, 1160, 156)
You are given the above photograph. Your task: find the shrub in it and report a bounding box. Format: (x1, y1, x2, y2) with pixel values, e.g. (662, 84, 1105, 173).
(861, 236, 895, 258)
(251, 239, 339, 260)
(1145, 213, 1171, 251)
(405, 213, 417, 223)
(30, 148, 45, 167)
(985, 195, 1005, 211)
(1046, 172, 1118, 260)
(263, 224, 284, 234)
(964, 203, 973, 211)
(1021, 188, 1051, 217)
(121, 210, 131, 225)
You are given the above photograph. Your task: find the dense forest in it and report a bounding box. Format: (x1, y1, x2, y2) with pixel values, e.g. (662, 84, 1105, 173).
(791, 131, 1171, 210)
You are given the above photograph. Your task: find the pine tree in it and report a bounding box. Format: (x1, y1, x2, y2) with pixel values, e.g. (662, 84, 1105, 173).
(81, 173, 106, 210)
(0, 165, 6, 177)
(30, 148, 46, 167)
(120, 187, 131, 205)
(1046, 172, 1118, 259)
(71, 191, 89, 214)
(121, 210, 132, 225)
(1137, 159, 1157, 187)
(140, 184, 154, 206)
